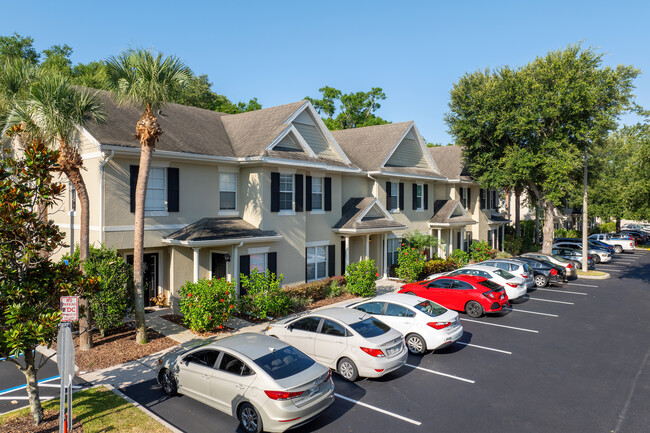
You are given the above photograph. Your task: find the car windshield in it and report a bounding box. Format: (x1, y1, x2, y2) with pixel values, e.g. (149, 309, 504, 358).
(252, 346, 315, 380)
(550, 254, 568, 262)
(349, 318, 391, 338)
(413, 300, 447, 317)
(479, 279, 502, 291)
(493, 269, 515, 279)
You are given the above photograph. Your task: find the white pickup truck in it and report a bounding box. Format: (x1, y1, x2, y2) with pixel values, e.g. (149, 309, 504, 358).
(588, 233, 635, 253)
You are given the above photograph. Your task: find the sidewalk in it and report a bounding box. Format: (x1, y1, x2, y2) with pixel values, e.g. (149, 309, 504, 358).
(77, 278, 404, 389)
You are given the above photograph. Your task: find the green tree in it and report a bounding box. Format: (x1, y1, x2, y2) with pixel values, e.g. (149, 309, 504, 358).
(5, 74, 105, 350)
(0, 33, 39, 63)
(175, 72, 262, 113)
(0, 57, 37, 124)
(0, 140, 97, 425)
(446, 44, 639, 254)
(70, 60, 108, 89)
(39, 44, 73, 76)
(307, 86, 389, 130)
(402, 230, 438, 259)
(105, 48, 190, 344)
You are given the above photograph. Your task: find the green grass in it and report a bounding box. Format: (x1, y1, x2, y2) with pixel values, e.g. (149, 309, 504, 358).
(0, 386, 172, 433)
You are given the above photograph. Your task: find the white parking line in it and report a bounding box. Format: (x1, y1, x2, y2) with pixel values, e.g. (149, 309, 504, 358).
(509, 308, 558, 317)
(404, 363, 475, 384)
(334, 393, 422, 425)
(455, 341, 512, 355)
(460, 318, 539, 333)
(0, 396, 56, 401)
(567, 283, 599, 288)
(534, 287, 588, 295)
(526, 298, 574, 305)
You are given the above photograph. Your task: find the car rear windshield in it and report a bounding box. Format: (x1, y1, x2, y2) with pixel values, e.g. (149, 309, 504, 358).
(413, 300, 447, 317)
(252, 346, 315, 380)
(493, 269, 514, 279)
(349, 318, 391, 338)
(479, 279, 503, 291)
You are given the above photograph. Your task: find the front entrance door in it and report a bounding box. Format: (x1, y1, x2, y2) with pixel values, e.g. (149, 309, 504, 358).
(127, 253, 158, 306)
(211, 253, 227, 280)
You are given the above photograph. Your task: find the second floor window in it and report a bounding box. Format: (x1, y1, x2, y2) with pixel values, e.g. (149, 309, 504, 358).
(389, 183, 398, 210)
(219, 173, 237, 210)
(311, 177, 323, 210)
(415, 184, 423, 210)
(145, 167, 166, 211)
(279, 174, 293, 211)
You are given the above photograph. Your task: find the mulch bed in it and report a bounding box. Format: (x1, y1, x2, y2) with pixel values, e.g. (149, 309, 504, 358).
(4, 409, 83, 433)
(291, 293, 358, 313)
(160, 314, 235, 337)
(52, 323, 178, 372)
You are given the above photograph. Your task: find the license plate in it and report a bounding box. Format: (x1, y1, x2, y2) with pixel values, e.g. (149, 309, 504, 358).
(387, 343, 401, 356)
(309, 385, 319, 396)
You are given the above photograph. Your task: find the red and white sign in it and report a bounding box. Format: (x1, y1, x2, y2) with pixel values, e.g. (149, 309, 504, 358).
(60, 296, 79, 322)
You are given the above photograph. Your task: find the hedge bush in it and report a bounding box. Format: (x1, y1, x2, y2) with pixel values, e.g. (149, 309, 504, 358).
(284, 276, 346, 303)
(179, 278, 237, 332)
(469, 240, 491, 262)
(450, 249, 469, 267)
(345, 259, 377, 296)
(419, 259, 459, 280)
(504, 234, 523, 255)
(396, 247, 427, 282)
(239, 270, 291, 319)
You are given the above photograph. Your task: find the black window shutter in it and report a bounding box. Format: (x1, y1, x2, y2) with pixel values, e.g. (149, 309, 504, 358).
(271, 172, 280, 212)
(305, 247, 308, 282)
(295, 174, 303, 212)
(167, 167, 179, 212)
(399, 183, 405, 210)
(324, 177, 332, 211)
(424, 184, 429, 210)
(268, 252, 277, 277)
(467, 188, 471, 211)
(386, 181, 392, 210)
(480, 188, 485, 209)
(305, 176, 312, 212)
(240, 255, 250, 295)
(457, 231, 461, 250)
(487, 189, 491, 209)
(492, 190, 497, 209)
(328, 245, 335, 277)
(129, 165, 139, 213)
(340, 240, 346, 275)
(412, 183, 417, 210)
(459, 187, 464, 208)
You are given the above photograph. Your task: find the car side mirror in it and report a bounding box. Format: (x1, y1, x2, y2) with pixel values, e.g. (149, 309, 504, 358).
(287, 324, 293, 331)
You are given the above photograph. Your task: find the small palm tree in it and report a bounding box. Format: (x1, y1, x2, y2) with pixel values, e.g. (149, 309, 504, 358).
(105, 48, 189, 344)
(4, 74, 105, 350)
(0, 58, 37, 131)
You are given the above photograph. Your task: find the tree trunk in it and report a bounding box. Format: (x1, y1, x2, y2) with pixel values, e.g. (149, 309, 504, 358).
(515, 190, 521, 237)
(616, 217, 621, 232)
(542, 201, 556, 254)
(24, 350, 43, 425)
(535, 206, 540, 245)
(582, 153, 589, 272)
(505, 189, 511, 220)
(133, 145, 153, 344)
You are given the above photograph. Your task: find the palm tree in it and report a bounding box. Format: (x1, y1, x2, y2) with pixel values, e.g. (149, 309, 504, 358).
(105, 49, 189, 344)
(0, 57, 37, 134)
(4, 74, 105, 350)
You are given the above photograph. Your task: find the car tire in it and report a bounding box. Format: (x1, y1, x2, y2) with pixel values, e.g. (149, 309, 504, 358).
(614, 245, 623, 253)
(337, 357, 359, 382)
(592, 255, 601, 264)
(159, 369, 177, 396)
(406, 333, 427, 355)
(465, 301, 484, 318)
(534, 274, 548, 287)
(238, 402, 263, 433)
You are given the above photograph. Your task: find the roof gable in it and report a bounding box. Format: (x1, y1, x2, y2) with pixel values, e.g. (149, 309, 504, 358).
(381, 123, 440, 173)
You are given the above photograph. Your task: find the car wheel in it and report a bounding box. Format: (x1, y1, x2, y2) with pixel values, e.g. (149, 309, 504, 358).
(238, 402, 263, 433)
(614, 245, 623, 253)
(592, 255, 601, 264)
(159, 369, 177, 396)
(406, 333, 427, 355)
(534, 274, 548, 287)
(465, 301, 484, 318)
(337, 357, 359, 382)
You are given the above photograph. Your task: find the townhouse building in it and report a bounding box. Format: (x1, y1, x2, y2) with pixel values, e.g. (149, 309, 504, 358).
(29, 92, 507, 311)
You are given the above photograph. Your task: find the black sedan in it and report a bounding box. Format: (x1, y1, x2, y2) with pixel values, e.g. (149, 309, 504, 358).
(514, 256, 564, 287)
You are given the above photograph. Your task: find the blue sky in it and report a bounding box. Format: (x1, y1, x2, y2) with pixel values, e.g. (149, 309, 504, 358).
(4, 0, 649, 144)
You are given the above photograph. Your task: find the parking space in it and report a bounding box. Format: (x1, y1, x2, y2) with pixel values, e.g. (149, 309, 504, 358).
(121, 250, 650, 433)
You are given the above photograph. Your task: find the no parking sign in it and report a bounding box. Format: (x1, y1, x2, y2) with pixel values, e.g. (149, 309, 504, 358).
(60, 296, 78, 322)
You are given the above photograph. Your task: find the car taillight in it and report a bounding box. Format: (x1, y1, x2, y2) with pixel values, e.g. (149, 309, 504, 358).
(506, 282, 518, 288)
(629, 242, 634, 247)
(360, 347, 385, 357)
(567, 263, 573, 269)
(427, 321, 452, 330)
(521, 274, 528, 279)
(265, 390, 304, 400)
(550, 268, 557, 276)
(323, 369, 332, 383)
(483, 290, 497, 299)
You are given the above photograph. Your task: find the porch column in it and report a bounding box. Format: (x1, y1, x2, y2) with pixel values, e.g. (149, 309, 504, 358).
(365, 235, 370, 259)
(461, 226, 465, 252)
(501, 225, 505, 251)
(449, 229, 453, 257)
(193, 248, 200, 283)
(345, 236, 350, 270)
(437, 228, 442, 258)
(383, 234, 388, 278)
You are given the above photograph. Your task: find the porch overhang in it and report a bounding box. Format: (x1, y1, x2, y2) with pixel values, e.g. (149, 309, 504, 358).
(162, 217, 282, 248)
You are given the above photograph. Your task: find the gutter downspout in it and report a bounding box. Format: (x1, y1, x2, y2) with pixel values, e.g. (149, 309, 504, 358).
(99, 151, 114, 244)
(233, 241, 244, 297)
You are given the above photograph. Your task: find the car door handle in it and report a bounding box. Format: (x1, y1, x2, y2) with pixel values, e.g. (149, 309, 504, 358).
(201, 374, 210, 380)
(235, 384, 246, 389)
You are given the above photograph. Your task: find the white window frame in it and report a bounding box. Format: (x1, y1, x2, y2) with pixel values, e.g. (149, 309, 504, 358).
(306, 245, 327, 282)
(219, 172, 237, 213)
(249, 253, 267, 274)
(415, 184, 423, 211)
(390, 182, 399, 212)
(311, 177, 324, 212)
(145, 167, 167, 215)
(279, 173, 294, 212)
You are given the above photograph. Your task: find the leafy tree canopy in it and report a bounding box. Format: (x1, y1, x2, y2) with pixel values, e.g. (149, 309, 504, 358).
(0, 33, 39, 63)
(306, 86, 390, 130)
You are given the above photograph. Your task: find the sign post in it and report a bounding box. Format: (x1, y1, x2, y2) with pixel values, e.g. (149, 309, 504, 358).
(58, 296, 78, 433)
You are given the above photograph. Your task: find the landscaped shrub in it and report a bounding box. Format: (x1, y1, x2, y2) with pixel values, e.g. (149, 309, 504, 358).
(593, 221, 616, 234)
(345, 258, 378, 296)
(521, 220, 536, 248)
(284, 276, 347, 303)
(396, 246, 427, 282)
(495, 251, 513, 259)
(555, 228, 581, 239)
(179, 278, 237, 332)
(420, 259, 459, 279)
(63, 244, 134, 337)
(402, 230, 438, 259)
(239, 271, 291, 319)
(469, 240, 491, 262)
(450, 249, 469, 267)
(489, 248, 500, 258)
(504, 234, 523, 255)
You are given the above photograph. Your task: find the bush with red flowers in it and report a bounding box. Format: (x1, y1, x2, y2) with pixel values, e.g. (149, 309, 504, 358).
(396, 246, 426, 282)
(179, 278, 237, 332)
(469, 240, 492, 262)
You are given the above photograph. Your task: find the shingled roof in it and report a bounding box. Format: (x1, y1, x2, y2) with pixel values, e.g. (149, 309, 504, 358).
(331, 122, 412, 170)
(428, 145, 472, 181)
(163, 217, 281, 245)
(428, 200, 476, 226)
(333, 197, 407, 232)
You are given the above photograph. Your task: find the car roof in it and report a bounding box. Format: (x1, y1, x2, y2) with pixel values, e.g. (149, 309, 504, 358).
(201, 332, 288, 359)
(305, 307, 370, 324)
(482, 258, 524, 266)
(458, 264, 500, 272)
(434, 274, 488, 283)
(364, 292, 435, 307)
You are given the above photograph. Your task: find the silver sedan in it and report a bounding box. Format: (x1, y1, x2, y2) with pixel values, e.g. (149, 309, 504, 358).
(157, 333, 334, 433)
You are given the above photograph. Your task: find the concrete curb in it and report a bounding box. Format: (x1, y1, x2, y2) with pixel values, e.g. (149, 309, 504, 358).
(577, 273, 611, 280)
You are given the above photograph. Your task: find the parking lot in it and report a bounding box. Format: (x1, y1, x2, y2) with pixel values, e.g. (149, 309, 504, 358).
(121, 250, 650, 433)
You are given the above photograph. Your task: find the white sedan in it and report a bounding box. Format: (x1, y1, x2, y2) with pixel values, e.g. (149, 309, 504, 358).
(439, 264, 528, 300)
(264, 307, 407, 382)
(347, 293, 463, 355)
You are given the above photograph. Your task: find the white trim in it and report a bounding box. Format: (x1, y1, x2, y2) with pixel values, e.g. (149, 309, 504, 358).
(368, 170, 446, 181)
(411, 123, 442, 174)
(78, 125, 102, 152)
(145, 210, 169, 217)
(266, 126, 318, 157)
(334, 227, 406, 234)
(306, 240, 330, 247)
(218, 210, 239, 217)
(163, 235, 283, 247)
(310, 210, 325, 215)
(100, 144, 242, 164)
(428, 221, 478, 228)
(357, 198, 395, 222)
(81, 151, 104, 160)
(104, 224, 186, 232)
(56, 223, 101, 231)
(380, 123, 412, 168)
(262, 156, 360, 173)
(278, 210, 296, 216)
(247, 246, 270, 254)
